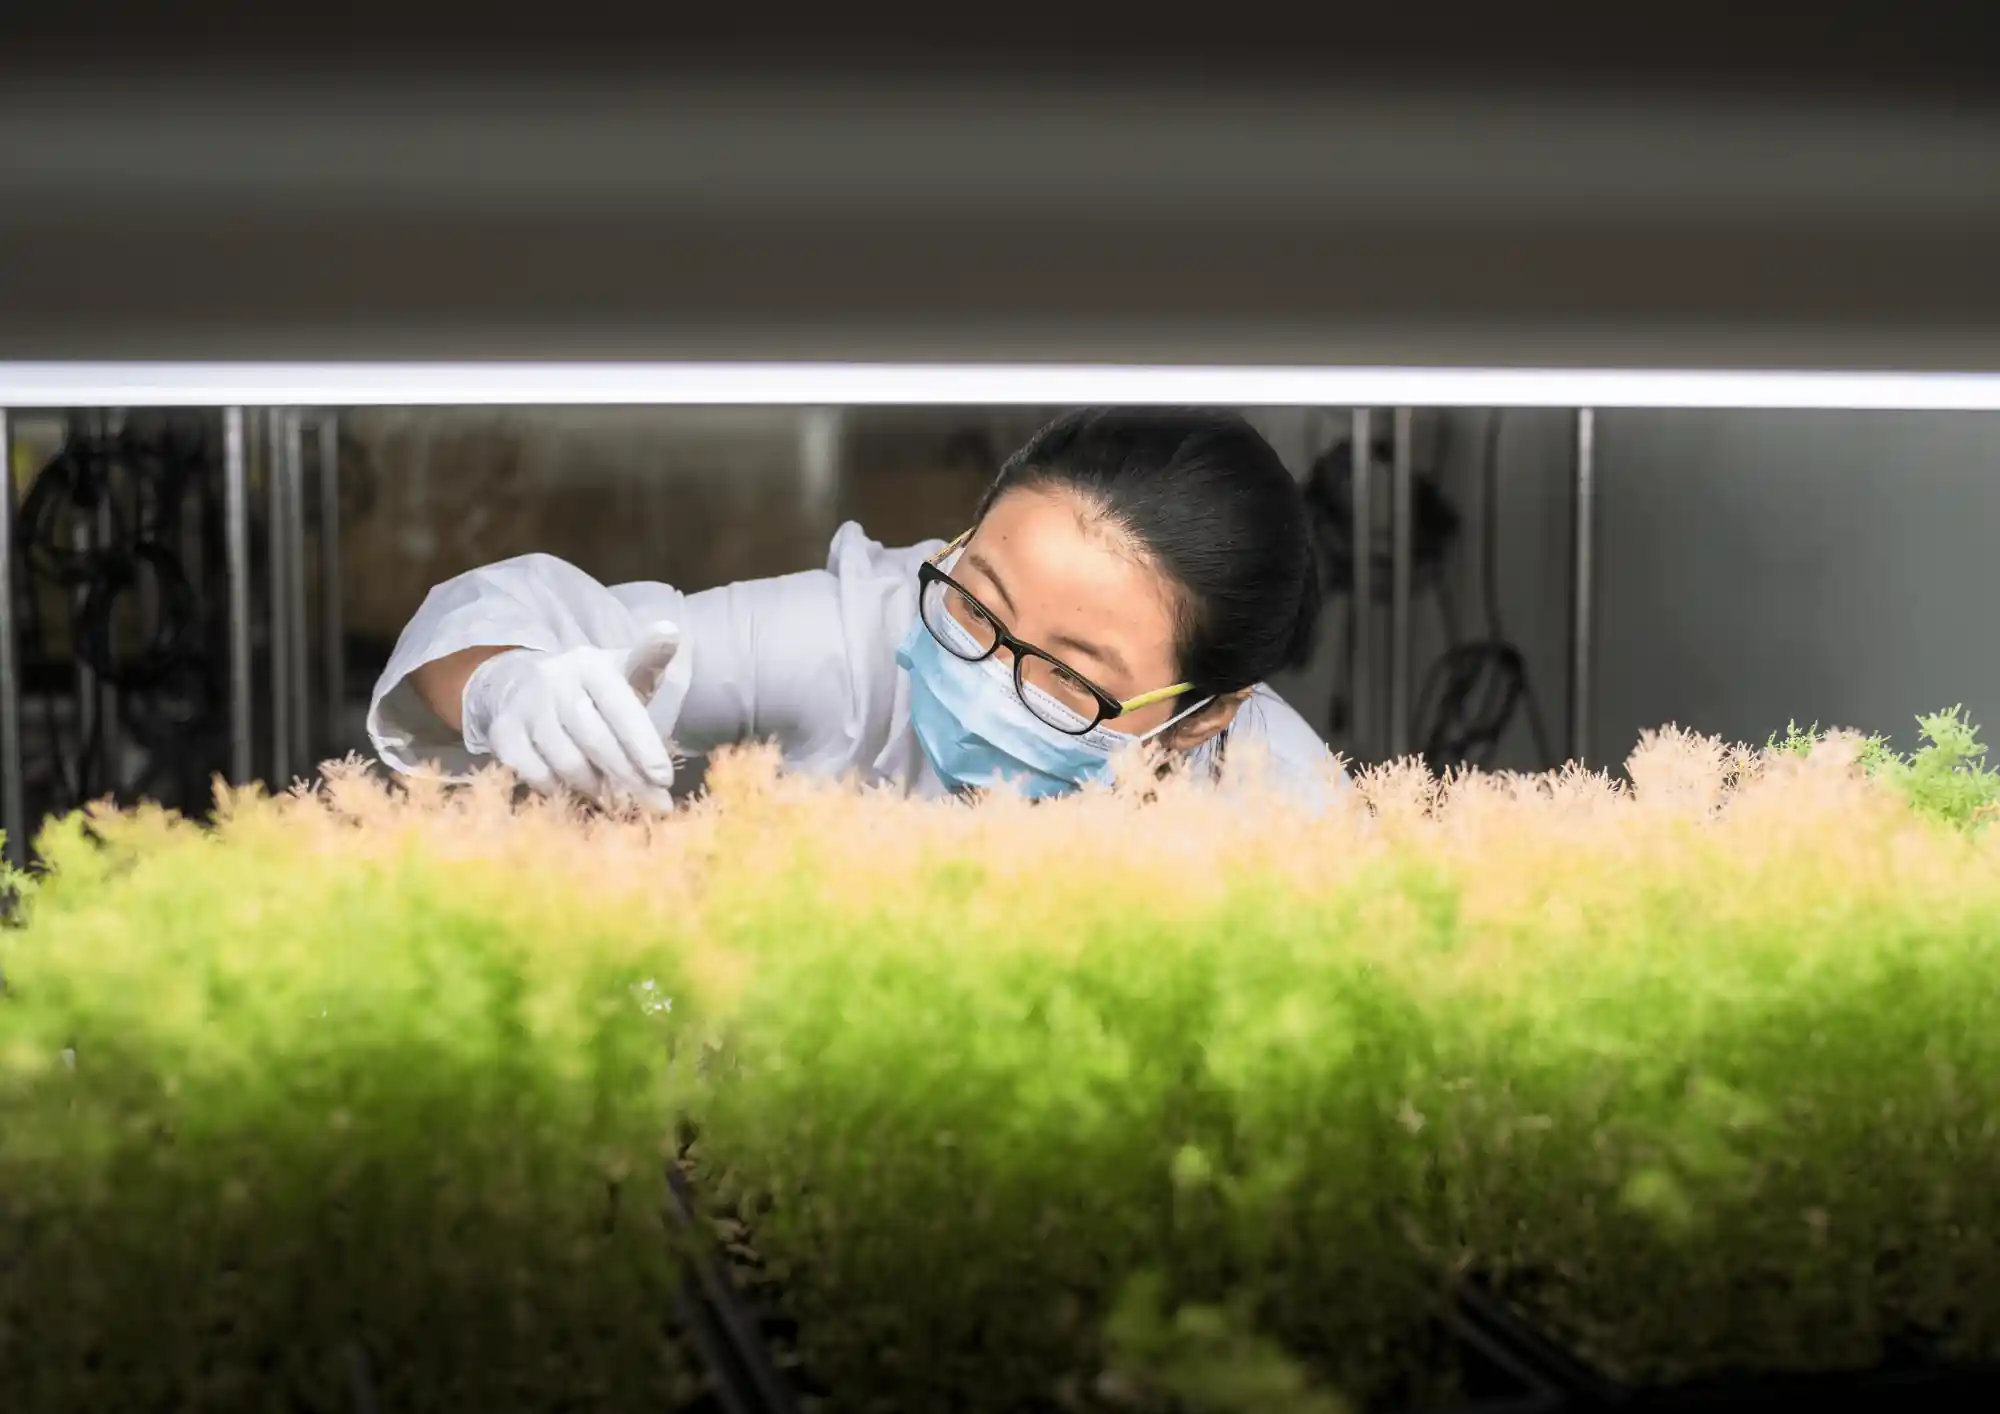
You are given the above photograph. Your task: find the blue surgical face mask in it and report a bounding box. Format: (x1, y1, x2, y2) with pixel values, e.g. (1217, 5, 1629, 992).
(895, 610, 1212, 800)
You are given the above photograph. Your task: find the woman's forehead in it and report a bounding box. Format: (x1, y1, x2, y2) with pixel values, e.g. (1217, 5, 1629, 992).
(963, 488, 1178, 673)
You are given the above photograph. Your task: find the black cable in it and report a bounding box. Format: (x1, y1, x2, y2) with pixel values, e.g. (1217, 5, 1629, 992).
(1414, 575, 1525, 772)
(1471, 411, 1556, 767)
(14, 413, 228, 815)
(1405, 411, 1557, 773)
(1303, 432, 1459, 744)
(17, 539, 80, 810)
(1304, 414, 1555, 773)
(1303, 433, 1461, 605)
(73, 543, 202, 691)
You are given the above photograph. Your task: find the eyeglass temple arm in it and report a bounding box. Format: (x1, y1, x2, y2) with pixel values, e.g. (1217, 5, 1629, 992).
(1119, 683, 1193, 713)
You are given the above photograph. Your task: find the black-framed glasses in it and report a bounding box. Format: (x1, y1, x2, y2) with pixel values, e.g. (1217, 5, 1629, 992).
(916, 531, 1193, 736)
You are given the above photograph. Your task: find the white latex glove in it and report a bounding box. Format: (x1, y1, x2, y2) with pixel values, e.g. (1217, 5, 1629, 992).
(460, 623, 683, 812)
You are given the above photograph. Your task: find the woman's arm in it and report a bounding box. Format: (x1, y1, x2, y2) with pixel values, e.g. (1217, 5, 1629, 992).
(408, 645, 520, 735)
(369, 540, 879, 786)
(369, 551, 693, 780)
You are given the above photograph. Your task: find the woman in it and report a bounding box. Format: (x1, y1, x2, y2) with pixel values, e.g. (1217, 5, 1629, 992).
(368, 409, 1340, 811)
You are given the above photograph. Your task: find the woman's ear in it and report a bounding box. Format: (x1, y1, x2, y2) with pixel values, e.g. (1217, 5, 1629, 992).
(1164, 689, 1254, 751)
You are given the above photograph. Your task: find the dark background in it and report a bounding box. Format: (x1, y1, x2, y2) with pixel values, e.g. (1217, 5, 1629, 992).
(3, 3, 1997, 369)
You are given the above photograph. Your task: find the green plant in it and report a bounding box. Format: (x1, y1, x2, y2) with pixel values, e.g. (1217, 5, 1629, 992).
(673, 729, 2000, 1405)
(1768, 705, 2000, 828)
(0, 835, 35, 925)
(0, 774, 718, 1413)
(1101, 1270, 1349, 1414)
(7, 712, 2000, 1414)
(1886, 706, 2000, 828)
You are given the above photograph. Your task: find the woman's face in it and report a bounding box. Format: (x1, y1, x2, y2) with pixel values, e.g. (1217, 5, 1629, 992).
(950, 485, 1217, 739)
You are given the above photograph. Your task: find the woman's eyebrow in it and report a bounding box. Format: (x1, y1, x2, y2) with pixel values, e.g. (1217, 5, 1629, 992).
(962, 549, 1017, 615)
(964, 547, 1127, 679)
(1048, 631, 1127, 678)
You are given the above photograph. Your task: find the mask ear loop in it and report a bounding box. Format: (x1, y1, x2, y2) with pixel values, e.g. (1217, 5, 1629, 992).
(1124, 695, 1222, 796)
(1134, 694, 1216, 745)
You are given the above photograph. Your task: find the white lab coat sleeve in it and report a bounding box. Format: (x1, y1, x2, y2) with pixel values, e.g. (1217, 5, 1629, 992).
(368, 552, 695, 778)
(655, 568, 859, 764)
(664, 522, 936, 781)
(369, 523, 916, 784)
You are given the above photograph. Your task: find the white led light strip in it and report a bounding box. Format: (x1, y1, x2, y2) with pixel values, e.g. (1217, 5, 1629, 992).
(1, 363, 1999, 410)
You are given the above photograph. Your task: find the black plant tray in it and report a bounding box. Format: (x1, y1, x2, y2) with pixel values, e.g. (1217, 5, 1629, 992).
(1416, 1301, 1569, 1414)
(662, 1160, 801, 1414)
(657, 1170, 1564, 1414)
(1453, 1281, 2000, 1413)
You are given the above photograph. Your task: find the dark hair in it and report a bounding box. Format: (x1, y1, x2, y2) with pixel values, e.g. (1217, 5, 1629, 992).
(973, 409, 1322, 700)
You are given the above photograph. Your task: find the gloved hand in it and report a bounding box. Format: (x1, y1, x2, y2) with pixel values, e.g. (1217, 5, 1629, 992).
(460, 623, 683, 812)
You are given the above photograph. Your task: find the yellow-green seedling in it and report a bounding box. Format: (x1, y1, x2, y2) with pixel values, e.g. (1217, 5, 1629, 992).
(0, 766, 729, 1414)
(5, 710, 2000, 1414)
(673, 723, 2000, 1407)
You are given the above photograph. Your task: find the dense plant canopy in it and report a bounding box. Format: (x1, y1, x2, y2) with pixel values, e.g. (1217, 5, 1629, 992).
(3, 712, 1998, 1412)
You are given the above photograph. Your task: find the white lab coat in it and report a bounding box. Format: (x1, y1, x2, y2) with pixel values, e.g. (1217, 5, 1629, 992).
(369, 522, 1342, 807)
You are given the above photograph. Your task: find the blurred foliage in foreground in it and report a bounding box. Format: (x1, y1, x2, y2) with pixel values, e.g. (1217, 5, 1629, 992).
(3, 710, 2000, 1413)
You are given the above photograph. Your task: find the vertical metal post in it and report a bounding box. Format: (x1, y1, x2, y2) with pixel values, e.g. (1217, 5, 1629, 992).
(224, 408, 253, 787)
(0, 410, 24, 866)
(1348, 408, 1372, 762)
(71, 513, 96, 789)
(96, 491, 120, 792)
(282, 410, 310, 775)
(1389, 407, 1414, 760)
(317, 413, 345, 762)
(799, 407, 842, 527)
(1567, 408, 1598, 766)
(264, 410, 291, 787)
